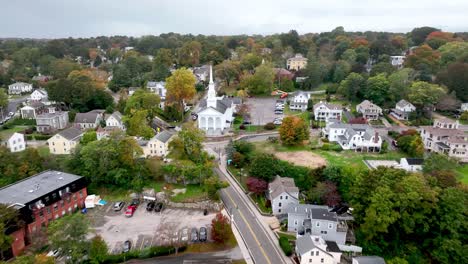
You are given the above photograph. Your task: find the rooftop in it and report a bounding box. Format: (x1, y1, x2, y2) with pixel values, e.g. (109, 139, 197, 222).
(311, 207, 338, 221)
(56, 127, 83, 141)
(353, 256, 386, 264)
(269, 176, 299, 200)
(153, 130, 173, 143)
(0, 170, 83, 205)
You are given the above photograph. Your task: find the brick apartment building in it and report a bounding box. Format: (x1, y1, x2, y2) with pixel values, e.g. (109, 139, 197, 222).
(0, 170, 87, 259)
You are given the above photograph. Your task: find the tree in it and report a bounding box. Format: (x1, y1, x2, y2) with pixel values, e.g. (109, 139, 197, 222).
(388, 68, 415, 103)
(438, 41, 468, 66)
(246, 177, 268, 195)
(211, 213, 232, 244)
(332, 60, 351, 83)
(165, 68, 196, 114)
(240, 53, 262, 73)
(125, 89, 161, 119)
(370, 61, 395, 76)
(108, 64, 132, 92)
(249, 153, 282, 181)
(410, 27, 440, 45)
(0, 204, 22, 260)
(338, 73, 366, 101)
(47, 213, 89, 263)
(178, 41, 202, 66)
(423, 153, 459, 175)
(363, 74, 390, 106)
(437, 62, 468, 102)
(176, 125, 206, 163)
(89, 235, 108, 263)
(215, 60, 241, 86)
(308, 181, 341, 206)
(125, 109, 154, 139)
(426, 31, 456, 49)
(0, 88, 8, 110)
(81, 131, 97, 145)
(302, 57, 324, 89)
(49, 59, 80, 79)
(240, 63, 275, 95)
(408, 81, 446, 110)
(404, 45, 440, 74)
(279, 116, 309, 145)
(204, 177, 229, 200)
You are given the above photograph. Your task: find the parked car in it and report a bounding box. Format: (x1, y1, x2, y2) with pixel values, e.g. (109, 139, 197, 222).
(125, 205, 137, 217)
(273, 119, 282, 125)
(199, 227, 207, 242)
(123, 240, 131, 253)
(8, 112, 14, 117)
(146, 201, 155, 212)
(191, 228, 199, 242)
(46, 249, 60, 257)
(242, 119, 252, 125)
(274, 111, 283, 115)
(154, 202, 163, 212)
(113, 202, 125, 211)
(180, 228, 189, 242)
(130, 199, 140, 207)
(203, 209, 208, 216)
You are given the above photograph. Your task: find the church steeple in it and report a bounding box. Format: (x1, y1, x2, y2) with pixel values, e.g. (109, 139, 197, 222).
(207, 65, 217, 108)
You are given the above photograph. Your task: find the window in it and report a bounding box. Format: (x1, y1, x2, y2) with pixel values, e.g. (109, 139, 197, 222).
(46, 207, 51, 214)
(278, 202, 282, 207)
(280, 196, 282, 200)
(79, 190, 83, 198)
(44, 196, 50, 203)
(73, 194, 77, 201)
(60, 200, 64, 207)
(309, 260, 312, 263)
(285, 196, 288, 200)
(53, 204, 58, 211)
(321, 258, 324, 263)
(39, 210, 44, 218)
(316, 251, 319, 256)
(52, 193, 57, 199)
(294, 220, 298, 225)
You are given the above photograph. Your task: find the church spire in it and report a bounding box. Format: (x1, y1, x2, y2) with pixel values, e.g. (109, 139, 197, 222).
(209, 64, 214, 84)
(207, 64, 216, 108)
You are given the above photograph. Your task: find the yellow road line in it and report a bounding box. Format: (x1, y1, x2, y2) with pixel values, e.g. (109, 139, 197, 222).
(225, 190, 273, 264)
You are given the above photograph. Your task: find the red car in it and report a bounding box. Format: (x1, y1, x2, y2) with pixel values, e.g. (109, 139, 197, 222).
(125, 205, 137, 217)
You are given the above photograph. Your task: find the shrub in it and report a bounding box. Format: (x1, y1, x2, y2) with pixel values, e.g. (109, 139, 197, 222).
(264, 122, 276, 130)
(321, 143, 331, 150)
(279, 236, 293, 256)
(239, 124, 246, 130)
(461, 111, 468, 121)
(321, 138, 329, 143)
(330, 143, 342, 152)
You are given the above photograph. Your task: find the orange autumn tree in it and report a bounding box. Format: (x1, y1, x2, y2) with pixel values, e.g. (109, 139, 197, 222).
(279, 116, 309, 145)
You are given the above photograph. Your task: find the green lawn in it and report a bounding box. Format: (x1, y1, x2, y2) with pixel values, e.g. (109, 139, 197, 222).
(456, 165, 468, 184)
(36, 146, 50, 157)
(312, 149, 407, 170)
(0, 126, 28, 138)
(170, 184, 207, 203)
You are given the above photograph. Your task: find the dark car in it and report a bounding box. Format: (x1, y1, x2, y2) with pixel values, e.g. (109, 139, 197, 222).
(203, 209, 208, 216)
(146, 201, 155, 211)
(191, 228, 199, 242)
(154, 202, 163, 212)
(199, 227, 207, 242)
(123, 240, 131, 253)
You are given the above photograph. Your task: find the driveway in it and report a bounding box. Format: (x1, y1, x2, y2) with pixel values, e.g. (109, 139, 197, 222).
(88, 202, 216, 254)
(245, 97, 277, 125)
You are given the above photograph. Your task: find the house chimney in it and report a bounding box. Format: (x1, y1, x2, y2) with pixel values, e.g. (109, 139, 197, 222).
(374, 132, 379, 143)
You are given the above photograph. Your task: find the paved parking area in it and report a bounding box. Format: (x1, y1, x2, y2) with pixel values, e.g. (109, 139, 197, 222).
(246, 97, 278, 125)
(88, 202, 215, 254)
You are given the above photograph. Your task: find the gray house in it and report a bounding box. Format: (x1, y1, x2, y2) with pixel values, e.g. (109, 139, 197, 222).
(36, 109, 69, 133)
(74, 110, 104, 130)
(268, 176, 299, 215)
(287, 204, 348, 245)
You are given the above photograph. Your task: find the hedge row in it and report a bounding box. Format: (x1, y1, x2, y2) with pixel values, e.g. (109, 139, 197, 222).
(279, 236, 293, 256)
(94, 245, 185, 264)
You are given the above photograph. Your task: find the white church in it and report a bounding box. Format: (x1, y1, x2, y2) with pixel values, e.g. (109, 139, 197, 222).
(197, 66, 240, 135)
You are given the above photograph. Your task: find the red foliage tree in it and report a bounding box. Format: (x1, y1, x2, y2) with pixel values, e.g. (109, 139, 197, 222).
(211, 213, 232, 244)
(400, 129, 419, 137)
(312, 181, 342, 207)
(348, 117, 368, 124)
(246, 177, 268, 195)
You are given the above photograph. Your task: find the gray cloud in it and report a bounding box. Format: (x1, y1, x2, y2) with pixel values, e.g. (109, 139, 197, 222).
(1, 0, 468, 38)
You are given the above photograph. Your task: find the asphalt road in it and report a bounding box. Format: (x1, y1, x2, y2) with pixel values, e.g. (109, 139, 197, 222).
(0, 96, 28, 123)
(215, 167, 286, 264)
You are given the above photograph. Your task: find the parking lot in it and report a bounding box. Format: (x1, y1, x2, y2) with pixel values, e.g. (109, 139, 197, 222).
(246, 97, 278, 125)
(88, 202, 216, 254)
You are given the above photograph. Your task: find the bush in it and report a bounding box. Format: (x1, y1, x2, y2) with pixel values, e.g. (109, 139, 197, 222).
(461, 111, 468, 121)
(330, 143, 342, 152)
(321, 143, 331, 150)
(239, 124, 246, 130)
(100, 246, 180, 263)
(8, 118, 36, 126)
(264, 122, 276, 130)
(279, 236, 293, 256)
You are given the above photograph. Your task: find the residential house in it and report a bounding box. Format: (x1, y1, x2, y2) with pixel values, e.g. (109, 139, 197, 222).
(296, 235, 342, 264)
(0, 170, 87, 258)
(287, 204, 348, 244)
(356, 100, 382, 120)
(147, 81, 167, 108)
(274, 68, 294, 81)
(32, 74, 52, 83)
(193, 65, 210, 83)
(261, 47, 272, 55)
(8, 82, 33, 95)
(36, 109, 69, 133)
(353, 256, 386, 264)
(20, 101, 46, 119)
(323, 120, 382, 152)
(29, 89, 48, 101)
(96, 126, 122, 140)
(124, 46, 134, 52)
(105, 111, 125, 130)
(460, 103, 468, 112)
(1, 132, 25, 152)
(390, 55, 405, 69)
(143, 130, 174, 157)
(128, 87, 139, 96)
(420, 118, 468, 162)
(287, 54, 308, 71)
(47, 127, 83, 155)
(74, 110, 104, 130)
(313, 102, 342, 122)
(268, 176, 299, 215)
(399, 158, 424, 172)
(290, 92, 310, 112)
(391, 99, 416, 120)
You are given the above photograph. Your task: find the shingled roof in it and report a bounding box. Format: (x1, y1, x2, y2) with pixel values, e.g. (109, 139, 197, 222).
(268, 176, 299, 200)
(57, 127, 83, 141)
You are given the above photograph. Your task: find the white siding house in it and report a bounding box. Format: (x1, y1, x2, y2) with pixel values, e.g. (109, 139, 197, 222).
(29, 89, 48, 101)
(290, 92, 310, 112)
(268, 176, 299, 215)
(8, 82, 33, 95)
(2, 133, 26, 152)
(105, 111, 125, 130)
(391, 100, 416, 120)
(356, 100, 382, 120)
(323, 120, 382, 152)
(296, 235, 342, 264)
(313, 102, 342, 122)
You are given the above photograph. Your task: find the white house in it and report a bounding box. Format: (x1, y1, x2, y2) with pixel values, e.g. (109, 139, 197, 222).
(323, 120, 382, 152)
(356, 100, 382, 121)
(313, 102, 342, 122)
(296, 235, 342, 264)
(290, 92, 310, 112)
(268, 176, 299, 215)
(105, 111, 125, 130)
(197, 66, 238, 135)
(124, 46, 134, 52)
(8, 82, 33, 95)
(461, 103, 468, 112)
(390, 55, 405, 69)
(29, 89, 48, 101)
(193, 65, 210, 83)
(143, 130, 174, 157)
(391, 99, 416, 120)
(147, 81, 167, 99)
(1, 132, 25, 152)
(399, 158, 423, 172)
(74, 110, 104, 130)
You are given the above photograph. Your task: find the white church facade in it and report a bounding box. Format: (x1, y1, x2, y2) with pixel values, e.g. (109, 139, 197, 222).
(197, 66, 240, 135)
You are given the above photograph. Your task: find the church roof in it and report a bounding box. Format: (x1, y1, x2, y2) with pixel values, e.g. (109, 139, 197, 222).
(199, 99, 230, 114)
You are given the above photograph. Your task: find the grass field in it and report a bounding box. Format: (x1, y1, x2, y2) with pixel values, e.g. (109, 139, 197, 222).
(456, 165, 468, 184)
(0, 126, 27, 138)
(170, 184, 207, 203)
(312, 149, 406, 170)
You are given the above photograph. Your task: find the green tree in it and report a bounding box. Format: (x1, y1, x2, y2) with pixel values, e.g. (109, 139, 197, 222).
(125, 89, 161, 119)
(388, 68, 415, 103)
(178, 41, 202, 66)
(363, 73, 390, 106)
(0, 88, 8, 110)
(204, 177, 229, 200)
(437, 62, 468, 102)
(177, 125, 205, 163)
(165, 68, 196, 114)
(240, 53, 262, 72)
(279, 116, 309, 145)
(410, 26, 440, 45)
(48, 59, 80, 79)
(0, 204, 22, 260)
(47, 213, 89, 263)
(338, 73, 366, 102)
(89, 235, 108, 263)
(422, 153, 459, 175)
(108, 64, 132, 92)
(215, 60, 241, 86)
(249, 153, 282, 181)
(81, 131, 97, 145)
(125, 109, 154, 139)
(332, 60, 351, 83)
(240, 63, 275, 95)
(408, 81, 446, 110)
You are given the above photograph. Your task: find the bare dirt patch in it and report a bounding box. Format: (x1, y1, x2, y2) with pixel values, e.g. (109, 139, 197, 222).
(274, 151, 327, 168)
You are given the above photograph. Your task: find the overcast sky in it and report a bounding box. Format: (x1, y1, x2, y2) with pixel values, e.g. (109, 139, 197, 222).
(1, 0, 468, 38)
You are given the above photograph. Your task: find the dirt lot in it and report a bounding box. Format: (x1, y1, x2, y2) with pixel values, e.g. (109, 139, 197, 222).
(275, 151, 327, 168)
(87, 202, 216, 254)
